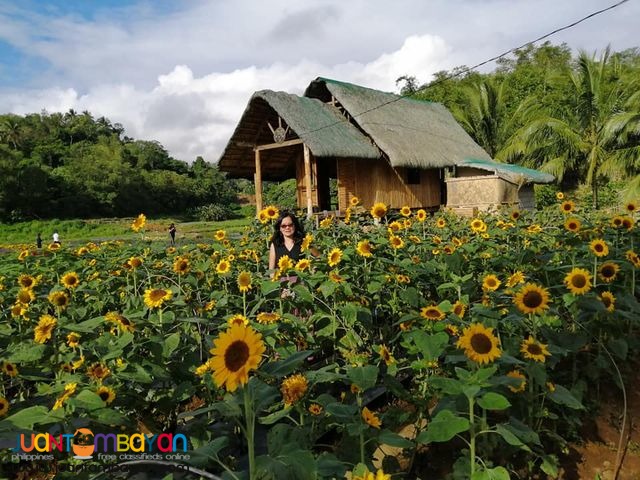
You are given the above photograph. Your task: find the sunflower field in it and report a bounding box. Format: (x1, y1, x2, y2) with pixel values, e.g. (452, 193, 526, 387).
(0, 199, 639, 480)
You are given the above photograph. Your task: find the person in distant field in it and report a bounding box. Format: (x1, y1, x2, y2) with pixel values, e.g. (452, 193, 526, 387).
(52, 231, 60, 245)
(268, 211, 305, 280)
(36, 233, 42, 249)
(169, 223, 176, 245)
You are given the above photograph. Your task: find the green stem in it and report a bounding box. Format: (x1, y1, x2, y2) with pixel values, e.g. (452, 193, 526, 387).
(243, 386, 256, 480)
(358, 395, 365, 465)
(469, 396, 476, 476)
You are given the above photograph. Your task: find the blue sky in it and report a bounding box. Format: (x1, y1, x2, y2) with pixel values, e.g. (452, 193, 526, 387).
(0, 0, 638, 162)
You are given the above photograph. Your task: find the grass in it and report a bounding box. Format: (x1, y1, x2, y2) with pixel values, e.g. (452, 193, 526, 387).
(0, 216, 254, 246)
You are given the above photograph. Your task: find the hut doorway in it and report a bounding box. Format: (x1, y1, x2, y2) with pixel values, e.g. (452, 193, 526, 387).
(316, 157, 338, 211)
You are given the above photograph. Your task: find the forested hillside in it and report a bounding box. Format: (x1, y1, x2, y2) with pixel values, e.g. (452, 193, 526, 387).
(0, 110, 237, 221)
(403, 42, 640, 206)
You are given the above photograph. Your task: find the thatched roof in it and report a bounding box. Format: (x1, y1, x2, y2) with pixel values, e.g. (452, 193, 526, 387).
(457, 158, 555, 184)
(304, 77, 493, 168)
(218, 90, 379, 179)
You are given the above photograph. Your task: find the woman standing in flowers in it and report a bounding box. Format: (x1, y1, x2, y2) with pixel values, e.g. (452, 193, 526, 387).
(268, 211, 305, 273)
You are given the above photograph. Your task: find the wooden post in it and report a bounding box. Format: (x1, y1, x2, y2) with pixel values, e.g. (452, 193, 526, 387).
(303, 144, 313, 219)
(254, 149, 263, 216)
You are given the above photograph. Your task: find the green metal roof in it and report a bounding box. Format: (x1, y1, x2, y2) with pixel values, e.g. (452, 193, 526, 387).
(458, 158, 555, 184)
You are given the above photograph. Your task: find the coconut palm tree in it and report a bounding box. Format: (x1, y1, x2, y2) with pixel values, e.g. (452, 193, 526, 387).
(504, 47, 640, 207)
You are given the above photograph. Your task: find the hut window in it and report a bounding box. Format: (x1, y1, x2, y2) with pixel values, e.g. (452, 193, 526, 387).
(406, 168, 421, 185)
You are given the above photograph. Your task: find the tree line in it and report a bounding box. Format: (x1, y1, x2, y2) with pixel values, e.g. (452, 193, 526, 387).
(0, 110, 237, 221)
(401, 42, 640, 207)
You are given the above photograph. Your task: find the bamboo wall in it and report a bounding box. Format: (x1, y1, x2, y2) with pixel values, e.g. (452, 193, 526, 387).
(336, 159, 441, 210)
(445, 175, 520, 212)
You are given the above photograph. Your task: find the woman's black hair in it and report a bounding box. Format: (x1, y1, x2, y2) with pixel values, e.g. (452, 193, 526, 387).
(270, 211, 305, 247)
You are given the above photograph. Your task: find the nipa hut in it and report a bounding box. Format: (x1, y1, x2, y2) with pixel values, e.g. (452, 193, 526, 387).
(218, 77, 553, 217)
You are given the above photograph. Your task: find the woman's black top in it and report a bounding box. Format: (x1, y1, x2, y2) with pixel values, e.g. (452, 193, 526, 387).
(273, 241, 301, 265)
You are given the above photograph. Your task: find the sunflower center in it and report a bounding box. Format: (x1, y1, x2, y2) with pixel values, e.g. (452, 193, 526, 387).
(150, 289, 166, 301)
(470, 333, 492, 354)
(594, 244, 603, 252)
(523, 291, 542, 308)
(572, 275, 586, 288)
(602, 297, 612, 308)
(527, 344, 542, 355)
(99, 391, 109, 401)
(224, 341, 250, 372)
(601, 266, 615, 278)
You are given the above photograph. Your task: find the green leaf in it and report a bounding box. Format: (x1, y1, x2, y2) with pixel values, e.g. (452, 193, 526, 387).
(91, 408, 127, 425)
(260, 407, 292, 425)
(471, 466, 511, 480)
(66, 316, 105, 333)
(1, 406, 52, 430)
(378, 429, 414, 448)
(411, 331, 449, 361)
(162, 332, 180, 358)
(416, 409, 470, 443)
(346, 365, 378, 390)
(495, 424, 531, 452)
(548, 384, 584, 410)
(540, 454, 559, 477)
(477, 392, 511, 410)
(292, 285, 314, 303)
(316, 453, 347, 477)
(261, 350, 315, 377)
(430, 377, 463, 395)
(72, 390, 105, 411)
(102, 332, 134, 361)
(7, 343, 47, 362)
(187, 437, 229, 468)
(325, 403, 358, 419)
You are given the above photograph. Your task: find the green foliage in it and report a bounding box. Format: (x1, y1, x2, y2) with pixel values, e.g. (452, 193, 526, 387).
(264, 179, 297, 210)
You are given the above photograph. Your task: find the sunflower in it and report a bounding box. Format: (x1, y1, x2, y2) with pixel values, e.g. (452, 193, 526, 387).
(420, 305, 445, 321)
(48, 290, 70, 310)
(216, 259, 231, 274)
(589, 239, 609, 257)
(356, 240, 374, 257)
(61, 272, 80, 289)
(352, 468, 391, 480)
(564, 218, 581, 233)
(16, 288, 35, 305)
(379, 345, 395, 365)
(173, 257, 191, 275)
(237, 271, 252, 293)
(128, 256, 143, 269)
(600, 291, 616, 312)
(18, 274, 38, 289)
(400, 206, 411, 217)
(388, 221, 402, 233)
(143, 288, 173, 308)
(370, 202, 388, 219)
(443, 301, 464, 320)
(319, 217, 333, 229)
(327, 248, 343, 267)
(278, 255, 293, 271)
(47, 243, 59, 252)
(526, 224, 542, 234)
(611, 216, 624, 228)
(506, 370, 527, 393)
(228, 314, 249, 326)
(2, 361, 18, 378)
(482, 274, 501, 292)
(389, 235, 404, 249)
(11, 303, 27, 319)
(0, 397, 8, 417)
(362, 407, 382, 429)
(415, 209, 427, 222)
(87, 363, 111, 382)
(34, 314, 57, 344)
(510, 210, 521, 221)
(556, 192, 565, 200)
(560, 201, 575, 214)
(513, 283, 550, 315)
(506, 271, 525, 288)
(258, 209, 269, 224)
(457, 323, 501, 364)
(625, 201, 637, 213)
(308, 404, 323, 415)
(520, 336, 551, 363)
(300, 233, 313, 252)
(265, 205, 279, 220)
(281, 373, 308, 406)
(131, 213, 146, 232)
(166, 246, 177, 255)
(214, 230, 226, 241)
(53, 382, 77, 410)
(210, 324, 265, 392)
(564, 268, 592, 295)
(598, 262, 620, 283)
(329, 271, 345, 283)
(256, 312, 281, 325)
(350, 196, 360, 206)
(622, 216, 634, 230)
(105, 312, 135, 333)
(96, 386, 116, 405)
(66, 332, 81, 348)
(470, 218, 487, 233)
(295, 258, 311, 271)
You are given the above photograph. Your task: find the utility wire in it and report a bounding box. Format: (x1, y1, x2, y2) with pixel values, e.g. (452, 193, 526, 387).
(300, 0, 631, 136)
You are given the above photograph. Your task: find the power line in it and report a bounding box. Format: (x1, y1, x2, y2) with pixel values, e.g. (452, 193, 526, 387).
(300, 0, 631, 136)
